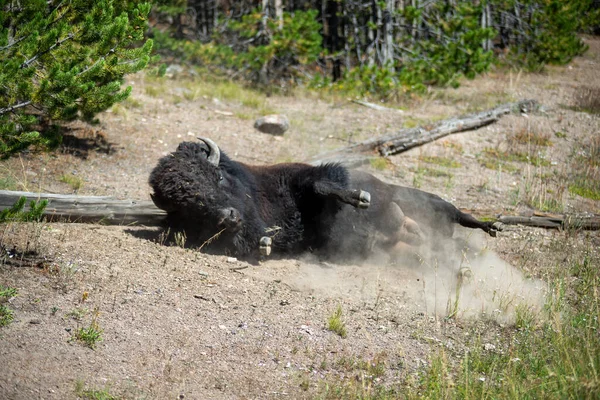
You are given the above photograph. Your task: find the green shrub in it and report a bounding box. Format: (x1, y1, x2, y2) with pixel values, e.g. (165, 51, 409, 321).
(0, 1, 153, 158)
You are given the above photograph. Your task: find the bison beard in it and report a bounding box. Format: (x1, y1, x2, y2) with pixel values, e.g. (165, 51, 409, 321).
(149, 138, 501, 262)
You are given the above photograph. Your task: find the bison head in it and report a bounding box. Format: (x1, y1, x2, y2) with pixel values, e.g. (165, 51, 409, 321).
(149, 138, 261, 248)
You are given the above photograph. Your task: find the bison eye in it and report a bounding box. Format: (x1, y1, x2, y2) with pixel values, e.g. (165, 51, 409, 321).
(219, 175, 224, 182)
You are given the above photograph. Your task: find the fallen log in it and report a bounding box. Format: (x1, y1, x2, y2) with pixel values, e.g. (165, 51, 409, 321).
(1, 190, 597, 231)
(311, 99, 538, 167)
(352, 99, 404, 112)
(0, 190, 166, 226)
(497, 215, 600, 231)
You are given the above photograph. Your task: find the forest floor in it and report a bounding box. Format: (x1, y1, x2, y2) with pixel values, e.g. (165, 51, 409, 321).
(0, 37, 599, 399)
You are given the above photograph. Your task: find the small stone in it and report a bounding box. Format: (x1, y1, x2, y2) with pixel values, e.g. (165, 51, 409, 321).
(254, 114, 290, 135)
(483, 343, 496, 351)
(226, 257, 237, 263)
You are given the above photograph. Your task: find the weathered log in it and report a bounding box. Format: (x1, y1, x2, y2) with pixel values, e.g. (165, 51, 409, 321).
(311, 99, 538, 167)
(1, 190, 597, 231)
(0, 190, 166, 226)
(497, 215, 600, 231)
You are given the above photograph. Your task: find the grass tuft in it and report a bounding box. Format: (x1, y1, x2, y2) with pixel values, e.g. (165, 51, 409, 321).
(0, 286, 17, 327)
(327, 305, 347, 338)
(572, 86, 600, 114)
(369, 157, 390, 171)
(508, 127, 553, 147)
(75, 380, 119, 400)
(418, 155, 462, 168)
(59, 174, 84, 192)
(72, 309, 103, 349)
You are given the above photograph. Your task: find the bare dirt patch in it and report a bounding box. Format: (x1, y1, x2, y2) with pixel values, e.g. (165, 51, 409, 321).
(1, 37, 599, 399)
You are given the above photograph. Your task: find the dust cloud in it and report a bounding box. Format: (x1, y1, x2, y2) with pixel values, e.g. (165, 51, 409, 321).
(263, 229, 546, 325)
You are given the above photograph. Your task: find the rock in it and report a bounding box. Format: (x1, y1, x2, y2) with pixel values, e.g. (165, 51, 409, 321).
(254, 114, 290, 135)
(165, 64, 184, 78)
(483, 343, 496, 351)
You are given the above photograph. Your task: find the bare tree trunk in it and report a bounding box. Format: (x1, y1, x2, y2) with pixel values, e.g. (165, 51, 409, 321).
(275, 0, 283, 30)
(343, 1, 351, 70)
(384, 0, 395, 72)
(259, 0, 271, 85)
(481, 2, 492, 52)
(352, 12, 362, 65)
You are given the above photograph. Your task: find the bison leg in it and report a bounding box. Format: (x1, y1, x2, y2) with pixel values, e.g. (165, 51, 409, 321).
(385, 202, 426, 246)
(313, 181, 370, 209)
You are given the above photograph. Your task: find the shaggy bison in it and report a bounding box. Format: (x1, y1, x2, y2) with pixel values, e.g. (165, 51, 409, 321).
(149, 138, 500, 261)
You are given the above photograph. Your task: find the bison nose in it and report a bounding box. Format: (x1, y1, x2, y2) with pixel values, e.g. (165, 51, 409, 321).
(218, 207, 242, 230)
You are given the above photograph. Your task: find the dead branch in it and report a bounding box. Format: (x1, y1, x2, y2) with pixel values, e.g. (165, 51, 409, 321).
(311, 99, 538, 167)
(352, 99, 403, 112)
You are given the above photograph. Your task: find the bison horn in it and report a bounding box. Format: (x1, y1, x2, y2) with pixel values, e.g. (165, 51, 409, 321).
(197, 137, 221, 167)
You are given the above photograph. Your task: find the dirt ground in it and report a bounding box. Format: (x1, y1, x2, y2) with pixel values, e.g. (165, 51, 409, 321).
(1, 37, 599, 399)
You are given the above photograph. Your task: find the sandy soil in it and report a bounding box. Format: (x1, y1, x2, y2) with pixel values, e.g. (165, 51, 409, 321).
(0, 37, 599, 399)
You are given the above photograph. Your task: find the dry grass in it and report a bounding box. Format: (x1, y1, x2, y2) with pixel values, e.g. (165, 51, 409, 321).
(573, 86, 600, 114)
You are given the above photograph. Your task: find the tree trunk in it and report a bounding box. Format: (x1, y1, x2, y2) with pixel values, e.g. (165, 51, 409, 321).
(384, 0, 395, 72)
(275, 0, 283, 30)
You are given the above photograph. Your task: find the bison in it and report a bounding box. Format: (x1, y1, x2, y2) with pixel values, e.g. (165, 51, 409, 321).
(149, 138, 501, 262)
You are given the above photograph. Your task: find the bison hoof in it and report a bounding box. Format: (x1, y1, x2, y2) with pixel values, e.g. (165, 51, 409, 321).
(357, 190, 371, 209)
(259, 236, 272, 257)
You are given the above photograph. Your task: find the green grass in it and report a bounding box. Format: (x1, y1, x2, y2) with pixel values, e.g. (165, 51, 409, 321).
(568, 136, 600, 200)
(569, 181, 600, 200)
(0, 175, 19, 190)
(72, 310, 103, 349)
(144, 85, 165, 97)
(418, 155, 462, 168)
(0, 286, 17, 299)
(327, 305, 347, 338)
(59, 174, 83, 191)
(0, 286, 17, 327)
(75, 381, 119, 400)
(482, 148, 550, 167)
(369, 157, 390, 171)
(0, 305, 14, 327)
(479, 158, 520, 173)
(411, 166, 454, 179)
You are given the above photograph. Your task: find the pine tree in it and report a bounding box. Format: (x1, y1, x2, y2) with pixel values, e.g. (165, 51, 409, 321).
(0, 0, 153, 158)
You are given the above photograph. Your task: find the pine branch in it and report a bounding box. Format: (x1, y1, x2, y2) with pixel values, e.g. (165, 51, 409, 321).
(0, 101, 32, 116)
(20, 33, 74, 69)
(0, 36, 27, 52)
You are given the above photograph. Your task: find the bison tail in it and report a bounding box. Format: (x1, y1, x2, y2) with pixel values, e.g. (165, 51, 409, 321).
(456, 212, 504, 237)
